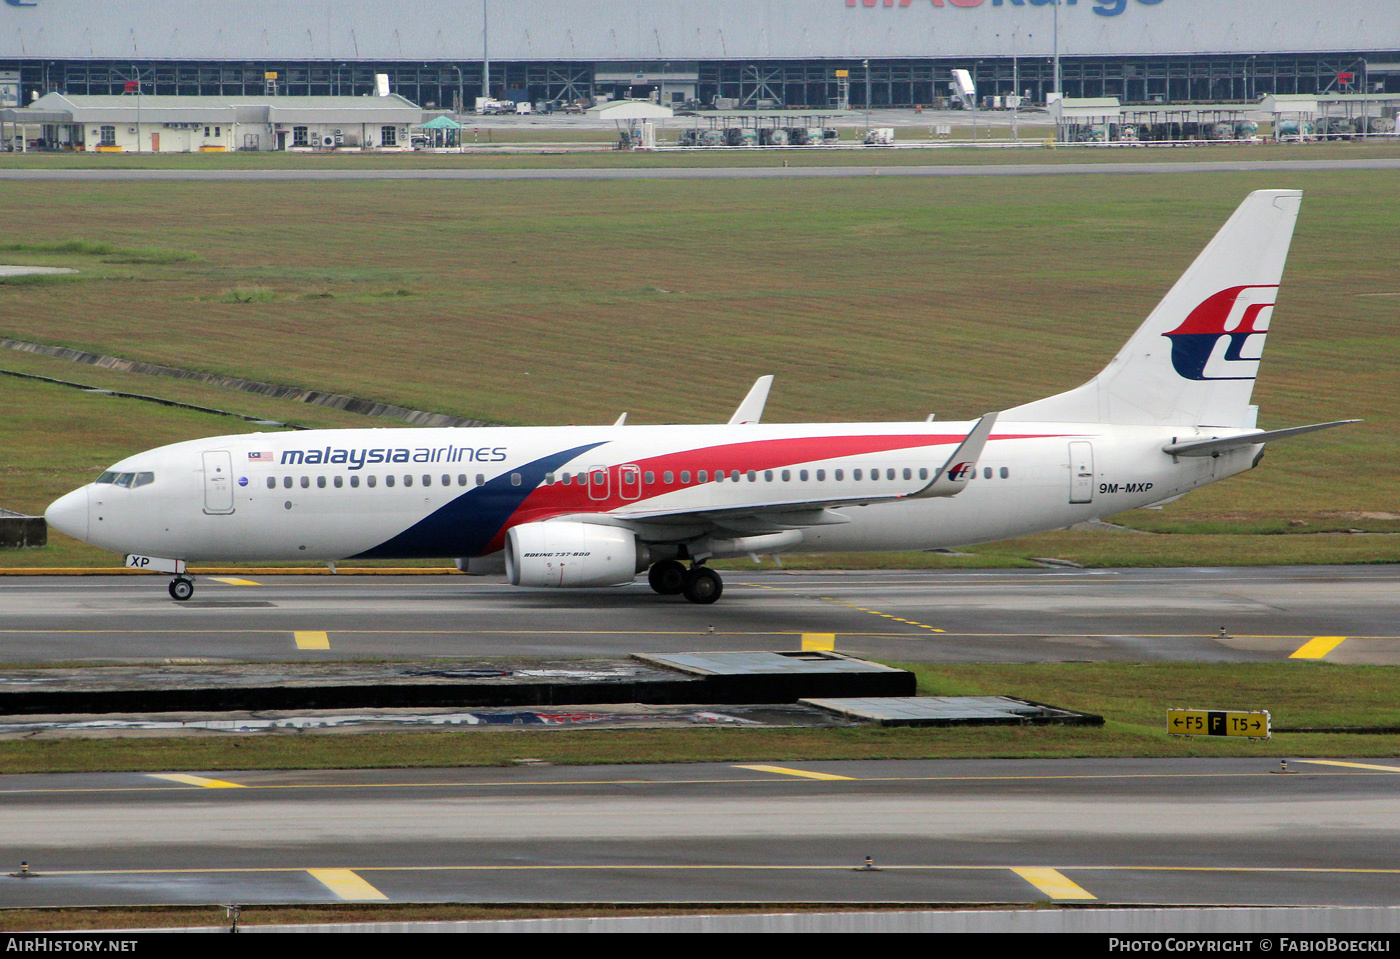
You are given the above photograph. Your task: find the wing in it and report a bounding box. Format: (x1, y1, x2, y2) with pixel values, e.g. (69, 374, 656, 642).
(570, 413, 999, 546)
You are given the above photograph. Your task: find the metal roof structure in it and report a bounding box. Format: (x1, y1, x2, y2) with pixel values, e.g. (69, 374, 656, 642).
(3, 0, 1398, 61)
(585, 100, 674, 121)
(17, 92, 422, 125)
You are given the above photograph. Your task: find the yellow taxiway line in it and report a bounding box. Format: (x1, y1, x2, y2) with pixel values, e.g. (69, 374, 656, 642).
(1011, 866, 1097, 900)
(146, 773, 246, 789)
(734, 764, 855, 781)
(294, 630, 330, 650)
(307, 868, 389, 901)
(1294, 760, 1400, 773)
(1289, 636, 1348, 659)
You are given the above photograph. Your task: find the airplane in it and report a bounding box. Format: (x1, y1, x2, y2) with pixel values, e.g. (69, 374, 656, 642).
(45, 189, 1355, 605)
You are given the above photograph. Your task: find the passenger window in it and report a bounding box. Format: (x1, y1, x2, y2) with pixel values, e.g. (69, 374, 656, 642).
(423, 475, 431, 487)
(544, 473, 555, 485)
(715, 472, 724, 483)
(404, 475, 413, 487)
(764, 470, 773, 482)
(368, 475, 377, 488)
(386, 475, 395, 488)
(781, 470, 790, 482)
(747, 470, 756, 482)
(984, 467, 992, 480)
(300, 476, 310, 489)
(919, 468, 929, 480)
(1001, 467, 1010, 479)
(664, 471, 674, 484)
(283, 476, 293, 489)
(730, 470, 739, 482)
(681, 471, 691, 484)
(476, 474, 485, 486)
(835, 469, 844, 481)
(458, 474, 467, 486)
(870, 469, 879, 481)
(441, 474, 450, 486)
(887, 469, 896, 480)
(902, 468, 911, 481)
(350, 475, 360, 488)
(511, 473, 522, 486)
(317, 476, 326, 488)
(645, 471, 655, 484)
(799, 470, 809, 482)
(334, 476, 343, 488)
(816, 470, 825, 481)
(697, 471, 707, 483)
(853, 469, 862, 480)
(266, 477, 276, 490)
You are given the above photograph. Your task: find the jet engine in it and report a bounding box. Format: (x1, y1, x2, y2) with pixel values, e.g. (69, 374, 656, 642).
(504, 521, 646, 588)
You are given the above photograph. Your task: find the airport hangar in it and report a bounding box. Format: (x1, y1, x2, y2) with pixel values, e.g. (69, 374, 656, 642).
(1, 0, 1398, 116)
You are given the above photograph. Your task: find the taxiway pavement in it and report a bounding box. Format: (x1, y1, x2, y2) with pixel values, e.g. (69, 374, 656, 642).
(0, 565, 1395, 664)
(2, 757, 1398, 908)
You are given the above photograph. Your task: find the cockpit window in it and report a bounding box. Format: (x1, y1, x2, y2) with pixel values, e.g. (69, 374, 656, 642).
(96, 472, 118, 484)
(114, 472, 137, 488)
(132, 472, 155, 488)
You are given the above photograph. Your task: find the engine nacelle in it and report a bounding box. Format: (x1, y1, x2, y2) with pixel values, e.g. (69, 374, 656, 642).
(504, 521, 643, 588)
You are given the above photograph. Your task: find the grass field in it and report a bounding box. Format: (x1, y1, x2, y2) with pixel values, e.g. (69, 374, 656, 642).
(0, 161, 1396, 569)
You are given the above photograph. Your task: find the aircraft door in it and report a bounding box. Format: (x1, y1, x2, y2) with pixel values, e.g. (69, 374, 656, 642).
(1068, 441, 1094, 504)
(587, 465, 610, 501)
(202, 450, 236, 514)
(618, 464, 641, 500)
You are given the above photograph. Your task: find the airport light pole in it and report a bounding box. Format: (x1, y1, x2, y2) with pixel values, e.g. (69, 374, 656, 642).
(481, 0, 490, 107)
(863, 58, 870, 134)
(1052, 0, 1061, 101)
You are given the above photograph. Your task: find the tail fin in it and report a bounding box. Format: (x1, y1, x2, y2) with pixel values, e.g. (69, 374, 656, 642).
(1003, 189, 1302, 428)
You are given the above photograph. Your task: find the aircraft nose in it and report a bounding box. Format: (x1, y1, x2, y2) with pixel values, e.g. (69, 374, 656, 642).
(45, 487, 90, 543)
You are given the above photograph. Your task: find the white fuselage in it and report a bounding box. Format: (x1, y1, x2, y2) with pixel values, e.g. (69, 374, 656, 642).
(48, 420, 1258, 564)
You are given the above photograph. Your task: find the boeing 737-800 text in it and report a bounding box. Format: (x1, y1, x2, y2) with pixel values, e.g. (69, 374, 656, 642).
(45, 190, 1353, 604)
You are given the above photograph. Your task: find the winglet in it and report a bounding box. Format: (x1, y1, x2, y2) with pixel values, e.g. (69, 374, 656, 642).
(728, 375, 774, 425)
(613, 412, 628, 426)
(906, 413, 999, 499)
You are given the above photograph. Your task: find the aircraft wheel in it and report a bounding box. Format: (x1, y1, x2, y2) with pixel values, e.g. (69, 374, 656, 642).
(648, 560, 687, 595)
(169, 577, 194, 602)
(682, 566, 723, 605)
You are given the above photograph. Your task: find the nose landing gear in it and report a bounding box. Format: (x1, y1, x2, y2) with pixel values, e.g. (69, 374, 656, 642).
(168, 577, 195, 601)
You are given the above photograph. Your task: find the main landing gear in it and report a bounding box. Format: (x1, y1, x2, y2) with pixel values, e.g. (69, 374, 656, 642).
(168, 577, 195, 601)
(648, 560, 723, 605)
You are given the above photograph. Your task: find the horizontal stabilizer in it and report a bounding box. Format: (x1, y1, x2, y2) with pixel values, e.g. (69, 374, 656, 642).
(907, 412, 998, 499)
(1162, 419, 1360, 457)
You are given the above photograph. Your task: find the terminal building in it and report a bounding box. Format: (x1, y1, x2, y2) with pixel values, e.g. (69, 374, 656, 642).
(2, 0, 1398, 114)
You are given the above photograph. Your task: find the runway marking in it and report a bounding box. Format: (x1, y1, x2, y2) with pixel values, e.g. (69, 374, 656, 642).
(208, 577, 261, 586)
(6, 767, 1388, 796)
(734, 764, 855, 781)
(308, 868, 389, 901)
(1011, 867, 1097, 900)
(33, 864, 1400, 879)
(744, 581, 947, 632)
(294, 630, 330, 650)
(801, 633, 835, 651)
(6, 629, 1400, 641)
(1294, 760, 1400, 773)
(147, 773, 246, 789)
(1289, 636, 1348, 660)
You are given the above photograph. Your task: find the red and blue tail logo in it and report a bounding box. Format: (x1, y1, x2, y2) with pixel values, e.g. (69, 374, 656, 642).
(1163, 285, 1276, 381)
